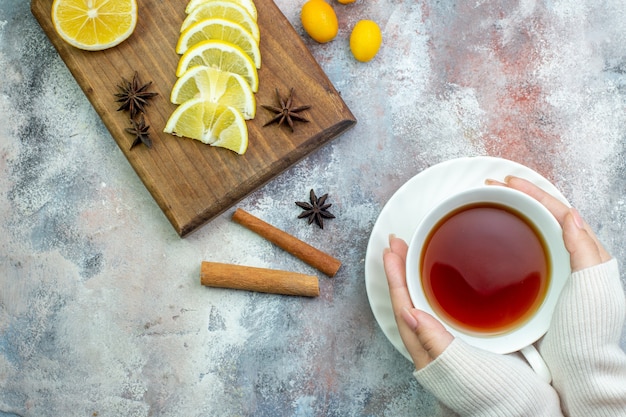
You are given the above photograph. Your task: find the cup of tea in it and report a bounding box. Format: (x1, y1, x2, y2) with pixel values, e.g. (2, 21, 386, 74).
(406, 185, 571, 382)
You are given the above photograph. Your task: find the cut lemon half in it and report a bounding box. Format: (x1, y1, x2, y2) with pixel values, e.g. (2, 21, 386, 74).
(185, 0, 258, 21)
(51, 0, 137, 51)
(180, 1, 259, 43)
(170, 66, 256, 119)
(164, 98, 248, 154)
(177, 18, 261, 68)
(176, 40, 258, 92)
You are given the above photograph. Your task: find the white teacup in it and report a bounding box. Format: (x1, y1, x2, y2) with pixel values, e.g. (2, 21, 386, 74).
(406, 186, 570, 383)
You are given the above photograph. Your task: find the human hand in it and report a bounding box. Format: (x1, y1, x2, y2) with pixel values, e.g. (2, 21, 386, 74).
(382, 234, 562, 416)
(486, 176, 611, 271)
(383, 235, 454, 370)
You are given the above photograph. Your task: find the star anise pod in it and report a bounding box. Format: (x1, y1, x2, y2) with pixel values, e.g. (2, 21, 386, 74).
(296, 189, 335, 229)
(262, 88, 311, 132)
(114, 71, 158, 119)
(126, 115, 153, 149)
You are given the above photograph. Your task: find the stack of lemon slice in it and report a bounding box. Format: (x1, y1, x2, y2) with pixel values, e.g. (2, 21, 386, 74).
(164, 0, 260, 154)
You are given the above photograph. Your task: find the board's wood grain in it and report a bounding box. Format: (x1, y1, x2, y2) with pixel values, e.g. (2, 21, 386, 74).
(31, 0, 356, 237)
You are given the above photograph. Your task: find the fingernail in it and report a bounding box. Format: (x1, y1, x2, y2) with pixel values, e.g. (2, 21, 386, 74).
(504, 175, 514, 183)
(571, 207, 584, 229)
(388, 233, 396, 245)
(485, 178, 504, 186)
(401, 306, 419, 331)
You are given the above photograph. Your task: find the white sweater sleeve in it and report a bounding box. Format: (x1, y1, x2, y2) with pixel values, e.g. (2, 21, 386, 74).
(413, 338, 563, 417)
(538, 258, 626, 417)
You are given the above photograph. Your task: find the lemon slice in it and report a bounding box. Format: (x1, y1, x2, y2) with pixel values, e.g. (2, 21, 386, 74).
(170, 66, 256, 119)
(185, 0, 258, 21)
(164, 98, 248, 154)
(177, 18, 261, 68)
(210, 119, 249, 154)
(177, 40, 258, 92)
(51, 0, 137, 51)
(180, 1, 260, 43)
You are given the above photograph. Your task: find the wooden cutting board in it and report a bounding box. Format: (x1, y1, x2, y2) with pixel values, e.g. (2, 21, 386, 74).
(31, 0, 356, 237)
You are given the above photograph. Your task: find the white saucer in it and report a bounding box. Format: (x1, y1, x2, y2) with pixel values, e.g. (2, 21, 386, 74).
(364, 156, 569, 361)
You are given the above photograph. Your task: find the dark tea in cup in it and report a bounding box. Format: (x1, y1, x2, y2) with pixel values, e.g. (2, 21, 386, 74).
(420, 202, 550, 334)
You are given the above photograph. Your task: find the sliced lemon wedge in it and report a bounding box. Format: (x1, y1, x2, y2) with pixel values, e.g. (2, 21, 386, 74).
(177, 18, 261, 68)
(164, 98, 248, 154)
(171, 66, 256, 119)
(185, 0, 258, 21)
(180, 1, 259, 43)
(176, 40, 258, 92)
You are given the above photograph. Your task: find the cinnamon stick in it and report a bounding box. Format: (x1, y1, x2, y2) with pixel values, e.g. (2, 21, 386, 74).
(232, 208, 342, 277)
(200, 261, 319, 297)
